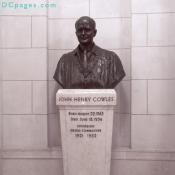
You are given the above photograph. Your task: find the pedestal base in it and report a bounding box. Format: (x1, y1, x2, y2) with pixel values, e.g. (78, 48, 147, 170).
(56, 89, 116, 175)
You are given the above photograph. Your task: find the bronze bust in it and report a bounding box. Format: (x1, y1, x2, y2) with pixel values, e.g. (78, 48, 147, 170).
(53, 16, 125, 89)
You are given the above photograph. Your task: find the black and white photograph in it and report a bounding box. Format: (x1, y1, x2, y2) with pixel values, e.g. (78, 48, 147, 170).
(0, 0, 175, 175)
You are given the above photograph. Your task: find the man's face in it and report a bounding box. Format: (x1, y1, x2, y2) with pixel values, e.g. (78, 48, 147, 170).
(76, 18, 96, 46)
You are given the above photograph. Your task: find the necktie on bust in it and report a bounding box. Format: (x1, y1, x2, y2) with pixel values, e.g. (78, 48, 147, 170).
(83, 49, 87, 69)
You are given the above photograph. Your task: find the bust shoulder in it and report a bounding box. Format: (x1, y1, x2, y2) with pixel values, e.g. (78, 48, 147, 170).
(94, 45, 119, 60)
(59, 50, 76, 63)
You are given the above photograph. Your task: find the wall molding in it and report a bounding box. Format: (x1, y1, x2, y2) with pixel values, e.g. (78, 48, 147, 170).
(2, 148, 175, 161)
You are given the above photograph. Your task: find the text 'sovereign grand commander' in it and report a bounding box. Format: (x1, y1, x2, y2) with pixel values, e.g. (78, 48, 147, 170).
(53, 16, 125, 89)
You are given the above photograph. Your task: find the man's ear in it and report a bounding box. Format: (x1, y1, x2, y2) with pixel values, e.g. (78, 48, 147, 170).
(94, 29, 97, 37)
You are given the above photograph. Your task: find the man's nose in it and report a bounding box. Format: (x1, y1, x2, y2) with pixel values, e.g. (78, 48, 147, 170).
(81, 30, 85, 35)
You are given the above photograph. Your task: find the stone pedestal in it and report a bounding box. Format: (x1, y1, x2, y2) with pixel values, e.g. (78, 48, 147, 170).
(56, 89, 116, 175)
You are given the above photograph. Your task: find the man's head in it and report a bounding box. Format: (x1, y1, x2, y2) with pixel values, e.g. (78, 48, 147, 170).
(75, 16, 97, 46)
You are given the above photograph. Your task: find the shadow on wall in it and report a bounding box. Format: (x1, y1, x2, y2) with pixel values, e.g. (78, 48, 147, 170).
(48, 81, 61, 147)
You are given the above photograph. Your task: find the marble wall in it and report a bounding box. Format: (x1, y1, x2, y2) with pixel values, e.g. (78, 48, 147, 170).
(0, 3, 48, 150)
(132, 0, 175, 151)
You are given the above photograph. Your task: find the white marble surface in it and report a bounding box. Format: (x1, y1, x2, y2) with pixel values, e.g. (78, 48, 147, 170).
(33, 81, 47, 114)
(57, 89, 116, 175)
(132, 80, 147, 114)
(132, 0, 175, 13)
(132, 115, 175, 150)
(132, 15, 147, 46)
(3, 115, 48, 149)
(48, 19, 78, 50)
(3, 81, 32, 114)
(148, 80, 175, 114)
(148, 14, 175, 46)
(95, 18, 131, 49)
(132, 47, 175, 79)
(90, 0, 131, 18)
(0, 16, 31, 48)
(48, 0, 89, 18)
(2, 49, 47, 80)
(32, 17, 47, 48)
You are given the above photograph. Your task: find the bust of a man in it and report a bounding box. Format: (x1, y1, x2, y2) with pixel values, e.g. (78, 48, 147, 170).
(53, 16, 125, 89)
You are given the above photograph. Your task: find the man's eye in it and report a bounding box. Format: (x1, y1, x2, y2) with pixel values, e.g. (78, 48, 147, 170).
(77, 28, 91, 33)
(85, 29, 91, 32)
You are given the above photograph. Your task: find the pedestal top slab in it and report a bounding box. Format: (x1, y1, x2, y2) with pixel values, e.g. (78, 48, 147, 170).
(56, 89, 116, 106)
